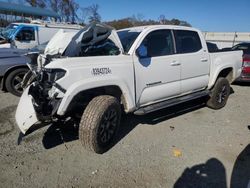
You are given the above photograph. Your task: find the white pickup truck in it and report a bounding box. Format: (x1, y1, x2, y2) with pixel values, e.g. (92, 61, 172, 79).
(16, 23, 242, 153)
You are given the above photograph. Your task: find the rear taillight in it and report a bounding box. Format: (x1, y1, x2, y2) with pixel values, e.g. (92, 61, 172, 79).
(243, 58, 250, 67)
(242, 58, 250, 74)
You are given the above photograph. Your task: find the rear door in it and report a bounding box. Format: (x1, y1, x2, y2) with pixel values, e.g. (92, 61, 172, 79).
(174, 30, 210, 94)
(134, 29, 181, 106)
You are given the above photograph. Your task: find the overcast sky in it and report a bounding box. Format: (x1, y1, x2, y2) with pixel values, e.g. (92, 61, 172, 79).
(77, 0, 250, 32)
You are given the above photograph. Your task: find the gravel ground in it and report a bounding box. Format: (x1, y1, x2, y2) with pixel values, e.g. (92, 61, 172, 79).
(0, 84, 250, 188)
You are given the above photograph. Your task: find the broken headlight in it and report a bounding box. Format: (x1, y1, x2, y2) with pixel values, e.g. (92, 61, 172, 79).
(40, 68, 66, 83)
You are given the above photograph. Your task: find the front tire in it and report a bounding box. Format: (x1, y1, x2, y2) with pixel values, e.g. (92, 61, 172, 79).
(207, 77, 230, 109)
(79, 95, 121, 154)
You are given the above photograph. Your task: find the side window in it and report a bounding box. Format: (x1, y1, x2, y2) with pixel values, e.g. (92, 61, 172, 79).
(141, 30, 174, 57)
(174, 30, 202, 54)
(15, 27, 35, 41)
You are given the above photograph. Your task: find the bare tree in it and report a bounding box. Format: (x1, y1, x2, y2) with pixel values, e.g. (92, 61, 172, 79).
(59, 0, 79, 23)
(49, 0, 60, 12)
(130, 13, 145, 26)
(171, 18, 181, 25)
(136, 13, 144, 22)
(80, 7, 90, 24)
(158, 14, 172, 24)
(25, 0, 36, 6)
(87, 4, 101, 23)
(25, 0, 47, 8)
(69, 0, 79, 23)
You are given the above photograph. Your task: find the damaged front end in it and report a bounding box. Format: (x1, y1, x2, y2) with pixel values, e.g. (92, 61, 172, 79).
(16, 66, 66, 134)
(16, 22, 124, 134)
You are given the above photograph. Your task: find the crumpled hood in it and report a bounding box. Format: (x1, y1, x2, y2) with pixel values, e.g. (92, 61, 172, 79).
(44, 29, 78, 56)
(44, 23, 124, 56)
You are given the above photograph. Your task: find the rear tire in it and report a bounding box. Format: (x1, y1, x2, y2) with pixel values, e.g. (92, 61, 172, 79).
(5, 68, 28, 97)
(207, 77, 230, 109)
(79, 95, 121, 154)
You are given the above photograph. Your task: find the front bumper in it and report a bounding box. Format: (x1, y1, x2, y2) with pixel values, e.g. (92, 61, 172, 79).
(15, 86, 39, 134)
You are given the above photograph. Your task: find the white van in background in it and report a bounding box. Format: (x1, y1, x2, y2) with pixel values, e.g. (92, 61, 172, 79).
(0, 22, 82, 49)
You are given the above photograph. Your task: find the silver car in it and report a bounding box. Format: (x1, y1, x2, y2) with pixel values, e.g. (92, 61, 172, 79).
(0, 43, 47, 96)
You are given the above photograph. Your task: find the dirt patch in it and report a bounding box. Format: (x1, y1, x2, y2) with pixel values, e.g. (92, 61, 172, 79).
(0, 105, 16, 136)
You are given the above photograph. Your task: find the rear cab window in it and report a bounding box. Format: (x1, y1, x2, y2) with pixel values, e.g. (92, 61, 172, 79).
(174, 30, 202, 54)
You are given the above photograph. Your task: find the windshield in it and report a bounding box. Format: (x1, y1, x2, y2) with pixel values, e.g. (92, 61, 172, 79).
(117, 30, 141, 53)
(0, 24, 18, 39)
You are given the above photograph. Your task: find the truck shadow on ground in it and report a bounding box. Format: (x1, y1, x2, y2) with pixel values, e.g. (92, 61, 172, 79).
(173, 142, 250, 188)
(230, 143, 250, 188)
(174, 158, 227, 188)
(42, 86, 235, 151)
(42, 97, 207, 150)
(174, 125, 250, 188)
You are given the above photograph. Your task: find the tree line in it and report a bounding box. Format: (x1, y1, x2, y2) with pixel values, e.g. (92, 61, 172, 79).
(4, 0, 192, 28)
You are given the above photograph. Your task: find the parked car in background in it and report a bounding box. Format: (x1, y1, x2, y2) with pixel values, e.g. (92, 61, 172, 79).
(0, 42, 47, 96)
(0, 22, 82, 49)
(232, 42, 250, 55)
(232, 42, 250, 81)
(0, 28, 79, 96)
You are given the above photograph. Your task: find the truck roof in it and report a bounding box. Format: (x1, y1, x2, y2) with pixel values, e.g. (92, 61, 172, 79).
(11, 22, 83, 30)
(118, 25, 200, 33)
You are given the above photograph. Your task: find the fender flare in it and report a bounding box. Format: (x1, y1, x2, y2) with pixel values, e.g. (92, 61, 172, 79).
(56, 77, 136, 115)
(208, 65, 234, 89)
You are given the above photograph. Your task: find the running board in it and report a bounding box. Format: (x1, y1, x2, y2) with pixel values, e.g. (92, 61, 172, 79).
(134, 90, 210, 115)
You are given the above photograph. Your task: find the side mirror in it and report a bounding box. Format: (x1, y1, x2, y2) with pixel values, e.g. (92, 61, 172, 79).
(136, 45, 148, 59)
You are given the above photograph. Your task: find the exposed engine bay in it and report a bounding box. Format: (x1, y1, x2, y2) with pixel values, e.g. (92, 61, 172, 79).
(21, 23, 123, 124)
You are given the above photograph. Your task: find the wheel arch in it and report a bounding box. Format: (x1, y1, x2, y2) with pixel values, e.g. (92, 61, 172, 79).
(208, 67, 234, 90)
(217, 67, 233, 83)
(57, 84, 134, 117)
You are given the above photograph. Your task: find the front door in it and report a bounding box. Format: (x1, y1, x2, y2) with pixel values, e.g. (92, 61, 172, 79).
(14, 27, 38, 49)
(133, 29, 181, 106)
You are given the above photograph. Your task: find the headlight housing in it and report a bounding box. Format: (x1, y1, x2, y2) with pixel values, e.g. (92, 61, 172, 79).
(40, 68, 66, 83)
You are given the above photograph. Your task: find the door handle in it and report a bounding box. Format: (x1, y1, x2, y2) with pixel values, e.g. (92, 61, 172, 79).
(171, 61, 181, 66)
(201, 58, 208, 62)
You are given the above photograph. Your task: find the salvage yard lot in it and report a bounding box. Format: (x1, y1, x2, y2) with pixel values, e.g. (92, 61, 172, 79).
(0, 84, 249, 188)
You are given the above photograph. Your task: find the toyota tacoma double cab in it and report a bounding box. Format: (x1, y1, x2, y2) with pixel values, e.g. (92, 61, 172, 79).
(16, 23, 243, 153)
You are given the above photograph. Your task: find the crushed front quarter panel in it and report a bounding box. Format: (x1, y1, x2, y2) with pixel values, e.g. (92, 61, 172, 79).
(15, 85, 39, 134)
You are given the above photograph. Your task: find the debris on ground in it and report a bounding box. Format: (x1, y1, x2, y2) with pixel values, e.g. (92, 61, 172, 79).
(173, 149, 182, 157)
(91, 170, 98, 175)
(170, 126, 175, 131)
